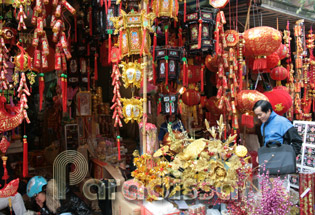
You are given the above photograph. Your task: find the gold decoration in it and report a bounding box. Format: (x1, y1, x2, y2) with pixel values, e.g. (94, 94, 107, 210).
(235, 145, 248, 157)
(111, 10, 156, 58)
(120, 97, 144, 123)
(152, 0, 182, 21)
(119, 61, 144, 88)
(26, 72, 37, 86)
(14, 52, 32, 72)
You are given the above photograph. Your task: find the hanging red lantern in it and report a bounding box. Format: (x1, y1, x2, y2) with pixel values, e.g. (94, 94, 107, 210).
(237, 90, 269, 128)
(205, 54, 218, 72)
(274, 85, 289, 93)
(243, 27, 282, 70)
(186, 65, 201, 83)
(263, 89, 292, 116)
(276, 43, 289, 60)
(182, 89, 200, 106)
(266, 52, 280, 69)
(205, 96, 224, 115)
(270, 66, 288, 85)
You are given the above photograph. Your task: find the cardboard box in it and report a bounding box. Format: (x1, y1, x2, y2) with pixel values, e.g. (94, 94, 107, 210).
(92, 159, 125, 191)
(112, 192, 141, 215)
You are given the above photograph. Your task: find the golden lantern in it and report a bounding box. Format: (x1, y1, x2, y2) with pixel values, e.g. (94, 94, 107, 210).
(119, 61, 144, 88)
(111, 10, 155, 59)
(120, 97, 144, 123)
(152, 0, 182, 21)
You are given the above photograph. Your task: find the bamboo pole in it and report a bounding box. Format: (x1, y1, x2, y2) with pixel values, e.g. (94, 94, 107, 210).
(142, 0, 148, 154)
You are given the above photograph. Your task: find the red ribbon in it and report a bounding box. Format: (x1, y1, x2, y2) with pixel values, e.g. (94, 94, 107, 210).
(165, 60, 169, 85)
(178, 28, 182, 46)
(104, 0, 108, 14)
(153, 60, 156, 85)
(117, 136, 121, 160)
(184, 0, 186, 22)
(153, 33, 157, 60)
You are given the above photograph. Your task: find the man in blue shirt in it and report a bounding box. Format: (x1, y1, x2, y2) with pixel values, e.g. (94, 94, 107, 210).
(253, 100, 302, 155)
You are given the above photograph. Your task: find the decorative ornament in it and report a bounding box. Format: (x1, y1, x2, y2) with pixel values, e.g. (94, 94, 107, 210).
(159, 94, 179, 115)
(186, 9, 217, 55)
(111, 64, 123, 127)
(237, 90, 269, 128)
(209, 0, 229, 9)
(120, 97, 144, 124)
(152, 0, 182, 21)
(14, 43, 32, 72)
(225, 30, 239, 47)
(119, 61, 144, 88)
(263, 89, 292, 116)
(276, 43, 289, 60)
(13, 0, 31, 31)
(0, 137, 10, 154)
(270, 66, 288, 85)
(111, 10, 156, 59)
(243, 27, 282, 70)
(0, 178, 19, 198)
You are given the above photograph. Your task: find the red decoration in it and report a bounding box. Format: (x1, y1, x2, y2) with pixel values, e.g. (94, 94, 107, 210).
(111, 64, 123, 127)
(186, 65, 201, 83)
(182, 89, 200, 106)
(0, 96, 29, 133)
(205, 96, 224, 115)
(237, 90, 269, 128)
(209, 0, 229, 9)
(274, 85, 289, 93)
(117, 136, 121, 160)
(266, 52, 280, 69)
(39, 73, 45, 111)
(205, 55, 218, 72)
(276, 43, 289, 60)
(244, 27, 282, 70)
(23, 135, 28, 178)
(270, 66, 288, 81)
(225, 30, 239, 47)
(0, 137, 10, 154)
(0, 178, 19, 198)
(263, 89, 292, 115)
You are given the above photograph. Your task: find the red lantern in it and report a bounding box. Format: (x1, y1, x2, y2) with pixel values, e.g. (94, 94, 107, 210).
(205, 96, 224, 115)
(274, 85, 289, 93)
(266, 52, 280, 69)
(205, 54, 218, 72)
(237, 90, 269, 128)
(270, 66, 288, 85)
(276, 43, 289, 60)
(263, 89, 292, 115)
(243, 27, 282, 70)
(182, 89, 200, 106)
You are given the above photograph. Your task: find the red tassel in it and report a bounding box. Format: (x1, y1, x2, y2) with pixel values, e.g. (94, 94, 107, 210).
(23, 135, 28, 178)
(201, 65, 204, 92)
(178, 28, 182, 46)
(100, 0, 103, 6)
(165, 57, 169, 85)
(2, 156, 9, 185)
(117, 136, 121, 160)
(140, 28, 146, 56)
(253, 58, 267, 70)
(89, 6, 92, 36)
(165, 26, 168, 46)
(198, 19, 202, 49)
(108, 33, 112, 64)
(157, 98, 161, 115)
(108, 0, 111, 10)
(153, 33, 157, 60)
(104, 0, 108, 14)
(152, 60, 156, 85)
(183, 64, 186, 86)
(169, 101, 172, 116)
(184, 0, 186, 22)
(94, 53, 98, 80)
(74, 15, 77, 42)
(175, 0, 178, 16)
(241, 113, 254, 128)
(39, 73, 44, 111)
(185, 63, 188, 86)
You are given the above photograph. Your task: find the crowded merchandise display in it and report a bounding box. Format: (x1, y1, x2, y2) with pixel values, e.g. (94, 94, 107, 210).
(0, 0, 314, 214)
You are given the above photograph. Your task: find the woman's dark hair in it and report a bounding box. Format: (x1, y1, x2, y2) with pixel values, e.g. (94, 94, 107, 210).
(252, 100, 273, 113)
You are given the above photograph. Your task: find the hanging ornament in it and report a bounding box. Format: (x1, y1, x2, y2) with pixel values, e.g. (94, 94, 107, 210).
(111, 64, 123, 127)
(243, 27, 282, 71)
(0, 137, 10, 154)
(111, 10, 155, 59)
(159, 94, 179, 115)
(237, 90, 269, 128)
(13, 0, 31, 31)
(270, 66, 288, 85)
(263, 89, 292, 116)
(120, 97, 144, 124)
(152, 0, 181, 21)
(0, 178, 19, 198)
(225, 30, 239, 47)
(209, 0, 229, 9)
(119, 61, 144, 88)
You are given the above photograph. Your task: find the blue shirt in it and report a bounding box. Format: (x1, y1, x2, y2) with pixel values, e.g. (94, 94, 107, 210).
(261, 111, 293, 145)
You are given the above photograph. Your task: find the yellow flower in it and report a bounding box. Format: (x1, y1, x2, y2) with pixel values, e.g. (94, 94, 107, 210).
(209, 160, 227, 187)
